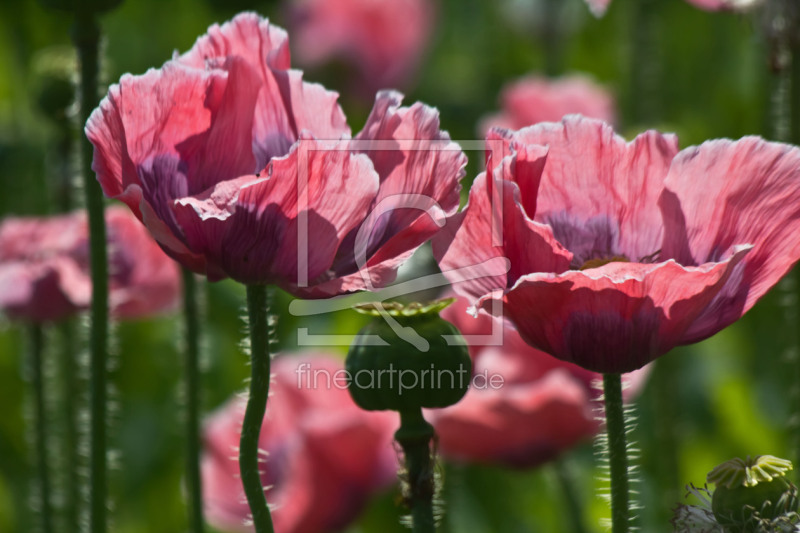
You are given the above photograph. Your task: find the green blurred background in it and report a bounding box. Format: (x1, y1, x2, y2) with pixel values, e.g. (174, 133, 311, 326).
(0, 0, 794, 531)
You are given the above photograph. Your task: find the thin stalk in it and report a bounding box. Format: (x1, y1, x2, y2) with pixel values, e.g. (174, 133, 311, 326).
(627, 0, 660, 125)
(182, 269, 204, 533)
(241, 284, 275, 533)
(765, 0, 800, 472)
(72, 12, 109, 533)
(540, 0, 565, 77)
(29, 324, 54, 533)
(396, 409, 436, 533)
(553, 459, 589, 533)
(57, 321, 79, 533)
(603, 373, 629, 533)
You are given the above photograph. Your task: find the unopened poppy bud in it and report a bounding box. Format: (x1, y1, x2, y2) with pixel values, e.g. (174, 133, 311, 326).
(346, 299, 472, 412)
(32, 48, 76, 124)
(708, 455, 798, 531)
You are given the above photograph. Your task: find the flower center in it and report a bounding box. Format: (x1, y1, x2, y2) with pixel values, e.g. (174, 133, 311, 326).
(579, 255, 630, 271)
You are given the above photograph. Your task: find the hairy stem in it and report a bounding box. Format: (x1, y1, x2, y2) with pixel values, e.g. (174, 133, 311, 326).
(604, 373, 629, 533)
(58, 321, 79, 532)
(396, 409, 436, 533)
(628, 0, 661, 125)
(72, 11, 109, 533)
(29, 324, 53, 533)
(241, 284, 275, 533)
(182, 269, 204, 533)
(541, 0, 565, 76)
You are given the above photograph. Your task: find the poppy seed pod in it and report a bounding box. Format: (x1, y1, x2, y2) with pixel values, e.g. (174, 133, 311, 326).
(346, 300, 472, 413)
(709, 456, 799, 531)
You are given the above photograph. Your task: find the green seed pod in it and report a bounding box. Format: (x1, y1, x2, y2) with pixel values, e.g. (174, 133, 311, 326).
(32, 47, 77, 124)
(346, 299, 472, 412)
(709, 455, 798, 531)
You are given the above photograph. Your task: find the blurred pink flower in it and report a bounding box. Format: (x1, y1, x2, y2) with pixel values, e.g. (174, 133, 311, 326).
(202, 354, 397, 533)
(0, 206, 180, 323)
(289, 0, 434, 92)
(479, 74, 616, 135)
(584, 0, 611, 16)
(427, 295, 646, 468)
(86, 13, 464, 298)
(585, 0, 757, 16)
(684, 0, 761, 9)
(434, 116, 800, 374)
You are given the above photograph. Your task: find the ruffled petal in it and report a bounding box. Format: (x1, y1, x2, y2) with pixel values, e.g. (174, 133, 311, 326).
(307, 91, 466, 296)
(486, 127, 549, 218)
(178, 12, 291, 71)
(506, 116, 679, 264)
(88, 61, 259, 198)
(173, 139, 379, 287)
(176, 13, 350, 167)
(177, 13, 298, 165)
(433, 169, 572, 304)
(274, 69, 350, 142)
(486, 251, 750, 373)
(661, 137, 800, 340)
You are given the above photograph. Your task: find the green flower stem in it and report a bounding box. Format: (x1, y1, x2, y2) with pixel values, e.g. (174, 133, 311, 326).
(29, 324, 53, 533)
(182, 269, 204, 533)
(242, 284, 275, 533)
(628, 0, 660, 125)
(603, 373, 629, 533)
(396, 408, 437, 533)
(541, 0, 565, 76)
(58, 321, 79, 532)
(764, 0, 800, 474)
(553, 459, 589, 533)
(72, 11, 109, 533)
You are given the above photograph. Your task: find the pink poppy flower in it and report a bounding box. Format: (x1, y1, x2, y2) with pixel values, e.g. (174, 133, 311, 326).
(288, 0, 434, 92)
(86, 13, 464, 298)
(434, 116, 800, 374)
(0, 206, 180, 323)
(479, 74, 616, 135)
(427, 295, 646, 467)
(202, 354, 397, 533)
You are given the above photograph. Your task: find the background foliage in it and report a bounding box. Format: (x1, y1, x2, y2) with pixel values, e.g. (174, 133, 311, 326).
(0, 0, 791, 531)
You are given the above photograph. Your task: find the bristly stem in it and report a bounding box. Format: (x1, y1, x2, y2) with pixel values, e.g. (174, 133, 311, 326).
(72, 11, 109, 533)
(765, 0, 800, 474)
(628, 0, 660, 125)
(182, 268, 204, 533)
(58, 321, 79, 533)
(396, 409, 437, 533)
(242, 284, 275, 533)
(29, 324, 53, 533)
(541, 0, 565, 76)
(603, 373, 629, 533)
